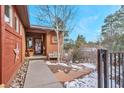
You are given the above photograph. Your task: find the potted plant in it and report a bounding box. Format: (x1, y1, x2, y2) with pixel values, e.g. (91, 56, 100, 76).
(28, 49, 34, 56)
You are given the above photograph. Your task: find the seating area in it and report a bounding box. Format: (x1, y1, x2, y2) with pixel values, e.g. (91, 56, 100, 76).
(26, 51, 58, 60)
(48, 52, 58, 60)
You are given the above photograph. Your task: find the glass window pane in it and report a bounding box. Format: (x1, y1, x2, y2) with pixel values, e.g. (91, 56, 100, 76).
(27, 37, 33, 48)
(5, 5, 10, 18)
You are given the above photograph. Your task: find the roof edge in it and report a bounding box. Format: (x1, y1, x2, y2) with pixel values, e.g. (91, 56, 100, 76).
(30, 25, 63, 32)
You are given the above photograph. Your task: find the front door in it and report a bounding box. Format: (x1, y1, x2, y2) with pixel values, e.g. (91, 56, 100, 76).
(34, 39, 42, 55)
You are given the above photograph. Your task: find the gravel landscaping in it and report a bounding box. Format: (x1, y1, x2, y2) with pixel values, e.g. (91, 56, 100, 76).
(9, 59, 29, 88)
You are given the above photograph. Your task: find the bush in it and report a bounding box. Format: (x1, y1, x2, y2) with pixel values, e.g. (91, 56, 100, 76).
(71, 48, 83, 63)
(71, 47, 97, 63)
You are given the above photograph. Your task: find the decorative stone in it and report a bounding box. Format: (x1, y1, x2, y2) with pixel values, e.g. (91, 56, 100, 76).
(9, 61, 29, 88)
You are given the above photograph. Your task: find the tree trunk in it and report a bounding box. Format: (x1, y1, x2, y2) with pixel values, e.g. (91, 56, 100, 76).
(61, 32, 64, 62)
(55, 27, 60, 63)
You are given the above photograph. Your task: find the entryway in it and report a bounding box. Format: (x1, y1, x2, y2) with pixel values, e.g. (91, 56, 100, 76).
(34, 38, 43, 55)
(26, 32, 46, 56)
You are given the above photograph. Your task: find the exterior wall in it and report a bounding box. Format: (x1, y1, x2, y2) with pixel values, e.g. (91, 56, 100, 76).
(46, 31, 63, 55)
(0, 5, 5, 84)
(0, 6, 2, 84)
(0, 5, 26, 85)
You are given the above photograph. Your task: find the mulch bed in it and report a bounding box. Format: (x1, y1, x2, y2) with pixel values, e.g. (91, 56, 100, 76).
(47, 63, 93, 85)
(9, 59, 29, 88)
(48, 65, 72, 73)
(55, 68, 92, 83)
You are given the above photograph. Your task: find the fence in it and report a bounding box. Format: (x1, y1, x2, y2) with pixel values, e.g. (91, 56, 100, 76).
(97, 49, 124, 88)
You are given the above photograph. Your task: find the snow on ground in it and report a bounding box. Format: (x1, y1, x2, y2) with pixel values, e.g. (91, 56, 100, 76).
(58, 63, 69, 67)
(108, 65, 122, 88)
(46, 61, 57, 65)
(109, 79, 119, 88)
(77, 63, 96, 69)
(46, 61, 99, 88)
(64, 71, 97, 88)
(70, 64, 82, 70)
(64, 69, 120, 88)
(46, 61, 69, 67)
(46, 61, 83, 69)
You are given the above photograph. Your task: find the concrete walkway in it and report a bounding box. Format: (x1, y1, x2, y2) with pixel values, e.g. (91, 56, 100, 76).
(24, 60, 63, 88)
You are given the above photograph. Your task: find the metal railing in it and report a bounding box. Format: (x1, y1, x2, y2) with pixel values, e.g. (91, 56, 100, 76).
(97, 49, 124, 88)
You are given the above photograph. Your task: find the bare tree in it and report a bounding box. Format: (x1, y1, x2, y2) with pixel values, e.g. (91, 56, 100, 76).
(35, 5, 76, 63)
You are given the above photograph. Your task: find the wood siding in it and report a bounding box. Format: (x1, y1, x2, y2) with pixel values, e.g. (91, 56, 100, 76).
(0, 5, 26, 85)
(46, 31, 63, 55)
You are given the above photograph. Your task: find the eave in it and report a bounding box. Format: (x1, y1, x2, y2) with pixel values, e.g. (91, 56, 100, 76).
(15, 5, 30, 28)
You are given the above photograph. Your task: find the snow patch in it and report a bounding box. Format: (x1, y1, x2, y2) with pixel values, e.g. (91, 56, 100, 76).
(71, 65, 82, 70)
(58, 63, 69, 67)
(46, 61, 69, 67)
(64, 71, 97, 88)
(46, 61, 57, 65)
(82, 63, 96, 69)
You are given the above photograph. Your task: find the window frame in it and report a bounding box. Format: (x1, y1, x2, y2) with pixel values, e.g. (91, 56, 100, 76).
(27, 37, 33, 48)
(15, 15, 19, 33)
(19, 23, 22, 35)
(4, 5, 13, 27)
(51, 35, 58, 44)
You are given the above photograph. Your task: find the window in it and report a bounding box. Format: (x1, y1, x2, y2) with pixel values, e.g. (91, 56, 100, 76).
(4, 5, 12, 26)
(27, 37, 33, 48)
(5, 6, 10, 18)
(52, 35, 57, 44)
(15, 16, 19, 33)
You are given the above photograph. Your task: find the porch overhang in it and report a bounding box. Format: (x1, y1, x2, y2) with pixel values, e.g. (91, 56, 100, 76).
(26, 28, 48, 34)
(26, 25, 63, 33)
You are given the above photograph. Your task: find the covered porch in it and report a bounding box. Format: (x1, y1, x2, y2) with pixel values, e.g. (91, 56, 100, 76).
(25, 25, 63, 60)
(26, 31, 47, 57)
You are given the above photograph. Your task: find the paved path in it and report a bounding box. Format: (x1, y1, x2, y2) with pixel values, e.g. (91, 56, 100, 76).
(24, 60, 63, 88)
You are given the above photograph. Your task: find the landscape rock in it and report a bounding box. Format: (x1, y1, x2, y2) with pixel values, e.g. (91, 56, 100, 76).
(9, 61, 29, 88)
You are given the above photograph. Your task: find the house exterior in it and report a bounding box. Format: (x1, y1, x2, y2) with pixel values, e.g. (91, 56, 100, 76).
(26, 25, 63, 57)
(0, 5, 63, 86)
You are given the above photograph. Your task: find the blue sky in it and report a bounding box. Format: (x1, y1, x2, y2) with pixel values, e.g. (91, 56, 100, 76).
(28, 5, 120, 42)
